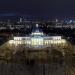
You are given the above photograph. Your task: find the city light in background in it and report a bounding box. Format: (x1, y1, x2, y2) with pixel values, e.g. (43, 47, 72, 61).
(0, 0, 74, 75)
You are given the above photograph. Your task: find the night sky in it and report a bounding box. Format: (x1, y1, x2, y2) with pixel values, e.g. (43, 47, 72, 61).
(0, 0, 75, 18)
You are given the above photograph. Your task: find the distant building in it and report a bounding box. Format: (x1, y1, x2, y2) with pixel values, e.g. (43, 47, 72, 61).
(9, 24, 66, 49)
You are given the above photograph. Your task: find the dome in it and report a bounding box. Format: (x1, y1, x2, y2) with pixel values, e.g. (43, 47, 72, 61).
(31, 24, 44, 36)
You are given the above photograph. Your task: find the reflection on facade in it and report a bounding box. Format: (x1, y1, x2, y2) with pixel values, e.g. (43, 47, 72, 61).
(9, 24, 66, 49)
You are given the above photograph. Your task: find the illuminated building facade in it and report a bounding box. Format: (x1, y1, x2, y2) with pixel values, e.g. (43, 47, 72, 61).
(9, 24, 66, 48)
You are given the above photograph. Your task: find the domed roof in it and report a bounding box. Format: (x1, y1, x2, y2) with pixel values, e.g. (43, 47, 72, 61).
(31, 24, 44, 36)
(32, 24, 42, 32)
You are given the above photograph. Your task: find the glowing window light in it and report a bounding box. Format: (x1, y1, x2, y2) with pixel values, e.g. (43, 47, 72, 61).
(31, 32, 43, 35)
(31, 38, 43, 46)
(47, 41, 48, 45)
(14, 37, 22, 41)
(16, 41, 18, 44)
(61, 39, 66, 43)
(56, 40, 60, 44)
(27, 41, 31, 44)
(14, 37, 19, 40)
(9, 40, 18, 46)
(50, 40, 54, 44)
(45, 41, 48, 45)
(54, 41, 58, 44)
(18, 41, 21, 44)
(53, 36, 61, 40)
(57, 40, 62, 44)
(19, 41, 21, 44)
(32, 40, 37, 45)
(9, 40, 14, 44)
(44, 41, 46, 44)
(29, 42, 31, 44)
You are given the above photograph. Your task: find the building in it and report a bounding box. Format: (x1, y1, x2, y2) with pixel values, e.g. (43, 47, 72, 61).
(9, 24, 66, 49)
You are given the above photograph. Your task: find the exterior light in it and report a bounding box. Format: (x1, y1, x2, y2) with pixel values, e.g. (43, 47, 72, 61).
(8, 24, 66, 49)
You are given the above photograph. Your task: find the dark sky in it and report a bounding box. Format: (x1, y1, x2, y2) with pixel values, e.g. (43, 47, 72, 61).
(0, 0, 75, 17)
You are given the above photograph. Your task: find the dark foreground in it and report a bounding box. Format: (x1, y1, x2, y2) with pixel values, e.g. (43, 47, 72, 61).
(0, 61, 74, 75)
